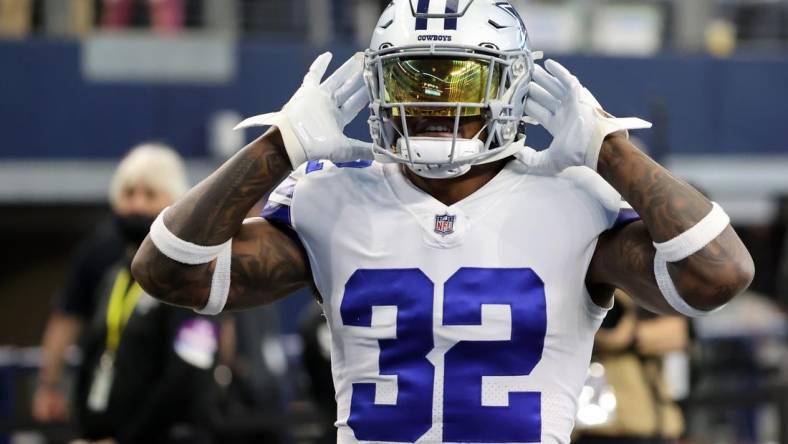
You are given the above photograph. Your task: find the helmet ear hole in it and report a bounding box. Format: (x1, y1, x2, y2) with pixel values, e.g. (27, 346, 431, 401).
(517, 121, 528, 137)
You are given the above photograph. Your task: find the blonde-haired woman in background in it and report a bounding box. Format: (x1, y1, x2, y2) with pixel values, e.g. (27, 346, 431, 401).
(34, 143, 219, 444)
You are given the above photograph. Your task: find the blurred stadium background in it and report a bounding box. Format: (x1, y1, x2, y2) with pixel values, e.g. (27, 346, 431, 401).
(0, 0, 787, 443)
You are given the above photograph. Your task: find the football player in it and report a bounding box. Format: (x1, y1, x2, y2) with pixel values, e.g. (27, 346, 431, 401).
(131, 1, 754, 443)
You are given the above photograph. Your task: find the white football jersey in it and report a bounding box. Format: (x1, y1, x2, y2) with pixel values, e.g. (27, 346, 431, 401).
(263, 159, 638, 444)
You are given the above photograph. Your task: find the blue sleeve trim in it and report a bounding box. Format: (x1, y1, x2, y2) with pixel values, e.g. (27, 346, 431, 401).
(306, 160, 373, 174)
(334, 160, 373, 169)
(613, 208, 641, 229)
(306, 161, 324, 174)
(261, 202, 292, 228)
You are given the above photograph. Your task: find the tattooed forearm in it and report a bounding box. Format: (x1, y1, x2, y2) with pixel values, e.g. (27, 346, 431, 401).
(132, 129, 311, 309)
(597, 135, 711, 242)
(166, 130, 292, 244)
(594, 135, 754, 310)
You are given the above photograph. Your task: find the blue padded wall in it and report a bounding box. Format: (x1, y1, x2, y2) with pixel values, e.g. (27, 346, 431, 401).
(1, 39, 786, 159)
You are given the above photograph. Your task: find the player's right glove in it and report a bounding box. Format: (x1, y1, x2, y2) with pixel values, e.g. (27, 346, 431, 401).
(235, 52, 373, 169)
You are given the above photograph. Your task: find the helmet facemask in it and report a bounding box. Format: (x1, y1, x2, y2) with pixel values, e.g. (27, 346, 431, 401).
(365, 44, 534, 179)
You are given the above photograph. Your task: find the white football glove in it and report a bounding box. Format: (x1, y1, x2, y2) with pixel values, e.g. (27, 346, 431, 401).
(518, 59, 652, 173)
(235, 52, 373, 168)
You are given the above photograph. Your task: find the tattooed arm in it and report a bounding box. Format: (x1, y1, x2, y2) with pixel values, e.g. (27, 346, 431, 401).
(587, 135, 754, 313)
(131, 129, 312, 311)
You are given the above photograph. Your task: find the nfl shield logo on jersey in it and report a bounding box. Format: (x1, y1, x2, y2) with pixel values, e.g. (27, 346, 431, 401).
(434, 214, 456, 236)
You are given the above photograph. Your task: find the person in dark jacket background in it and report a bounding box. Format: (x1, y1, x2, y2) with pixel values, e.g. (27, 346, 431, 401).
(34, 143, 220, 443)
(33, 142, 190, 424)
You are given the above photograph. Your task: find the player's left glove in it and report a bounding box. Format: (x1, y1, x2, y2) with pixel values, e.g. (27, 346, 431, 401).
(518, 59, 651, 174)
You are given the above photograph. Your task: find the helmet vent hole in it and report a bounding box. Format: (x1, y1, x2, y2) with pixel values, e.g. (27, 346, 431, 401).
(480, 42, 500, 50)
(379, 43, 393, 50)
(488, 20, 506, 30)
(380, 19, 394, 29)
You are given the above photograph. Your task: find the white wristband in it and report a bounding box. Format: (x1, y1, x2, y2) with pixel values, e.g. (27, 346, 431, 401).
(197, 241, 232, 316)
(149, 207, 232, 316)
(150, 208, 232, 265)
(653, 202, 730, 262)
(652, 202, 731, 317)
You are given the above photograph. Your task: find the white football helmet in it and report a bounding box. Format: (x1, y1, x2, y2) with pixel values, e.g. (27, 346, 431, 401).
(365, 0, 537, 178)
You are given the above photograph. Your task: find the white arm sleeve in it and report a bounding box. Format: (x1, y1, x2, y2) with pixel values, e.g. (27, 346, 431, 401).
(652, 202, 731, 317)
(149, 208, 232, 316)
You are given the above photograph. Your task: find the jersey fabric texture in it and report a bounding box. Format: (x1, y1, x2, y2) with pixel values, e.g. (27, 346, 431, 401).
(263, 159, 638, 444)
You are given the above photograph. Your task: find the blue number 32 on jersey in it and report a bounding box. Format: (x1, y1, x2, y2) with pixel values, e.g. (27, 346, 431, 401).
(340, 268, 547, 443)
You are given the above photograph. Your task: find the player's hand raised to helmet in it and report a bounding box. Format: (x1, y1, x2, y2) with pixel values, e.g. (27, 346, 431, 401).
(236, 52, 374, 168)
(518, 59, 651, 174)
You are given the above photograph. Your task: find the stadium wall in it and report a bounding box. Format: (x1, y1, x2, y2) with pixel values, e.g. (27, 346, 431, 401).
(1, 38, 787, 160)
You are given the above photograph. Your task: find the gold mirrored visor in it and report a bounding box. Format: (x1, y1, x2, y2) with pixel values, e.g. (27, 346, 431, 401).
(382, 57, 501, 117)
